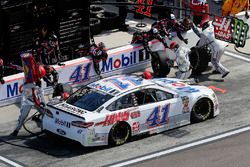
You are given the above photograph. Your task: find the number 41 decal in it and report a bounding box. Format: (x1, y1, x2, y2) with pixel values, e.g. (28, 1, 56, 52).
(146, 104, 170, 128)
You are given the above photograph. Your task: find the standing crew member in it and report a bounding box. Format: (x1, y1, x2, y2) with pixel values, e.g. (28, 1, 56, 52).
(11, 53, 46, 136)
(222, 0, 249, 18)
(190, 0, 210, 26)
(169, 41, 192, 80)
(192, 21, 230, 78)
(37, 33, 62, 65)
(117, 0, 129, 31)
(89, 42, 108, 77)
(0, 58, 5, 84)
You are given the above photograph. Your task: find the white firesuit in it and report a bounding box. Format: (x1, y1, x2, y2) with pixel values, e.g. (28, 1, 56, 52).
(14, 82, 45, 132)
(193, 24, 229, 76)
(171, 47, 192, 80)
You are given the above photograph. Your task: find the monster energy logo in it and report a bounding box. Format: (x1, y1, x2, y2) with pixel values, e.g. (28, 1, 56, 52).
(213, 16, 249, 48)
(231, 18, 249, 48)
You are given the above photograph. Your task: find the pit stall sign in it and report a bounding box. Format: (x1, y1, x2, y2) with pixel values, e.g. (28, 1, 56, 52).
(0, 44, 151, 107)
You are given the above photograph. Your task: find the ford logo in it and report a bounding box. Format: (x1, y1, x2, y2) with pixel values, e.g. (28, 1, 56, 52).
(57, 129, 66, 135)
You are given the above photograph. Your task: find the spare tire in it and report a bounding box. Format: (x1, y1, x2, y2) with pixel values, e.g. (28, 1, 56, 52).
(90, 5, 104, 18)
(90, 18, 102, 35)
(96, 12, 119, 30)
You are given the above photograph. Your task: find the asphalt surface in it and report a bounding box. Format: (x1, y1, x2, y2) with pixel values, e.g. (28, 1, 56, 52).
(1, 1, 250, 167)
(131, 130, 250, 167)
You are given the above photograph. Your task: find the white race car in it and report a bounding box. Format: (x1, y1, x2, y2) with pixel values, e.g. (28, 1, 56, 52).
(42, 75, 219, 147)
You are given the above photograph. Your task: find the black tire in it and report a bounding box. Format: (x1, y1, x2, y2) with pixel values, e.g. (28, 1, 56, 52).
(90, 18, 102, 35)
(109, 122, 130, 146)
(191, 98, 213, 123)
(151, 51, 170, 77)
(96, 12, 119, 30)
(90, 5, 104, 18)
(189, 46, 211, 75)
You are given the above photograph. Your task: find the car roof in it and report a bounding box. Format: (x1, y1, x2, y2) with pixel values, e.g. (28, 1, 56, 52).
(87, 75, 154, 96)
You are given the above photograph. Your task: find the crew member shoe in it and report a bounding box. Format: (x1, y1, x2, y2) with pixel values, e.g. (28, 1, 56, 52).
(212, 70, 220, 74)
(222, 71, 230, 78)
(10, 130, 19, 136)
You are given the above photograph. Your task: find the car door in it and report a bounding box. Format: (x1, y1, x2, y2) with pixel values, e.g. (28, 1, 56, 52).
(105, 93, 138, 127)
(135, 88, 184, 134)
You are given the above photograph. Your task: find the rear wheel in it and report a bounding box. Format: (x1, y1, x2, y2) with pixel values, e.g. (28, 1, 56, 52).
(191, 98, 213, 123)
(109, 122, 130, 146)
(151, 51, 170, 77)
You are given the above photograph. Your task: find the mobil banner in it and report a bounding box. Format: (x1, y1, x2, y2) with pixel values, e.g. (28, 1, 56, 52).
(0, 44, 151, 107)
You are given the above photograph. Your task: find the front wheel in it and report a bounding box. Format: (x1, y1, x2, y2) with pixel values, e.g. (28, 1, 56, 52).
(151, 51, 170, 77)
(108, 122, 130, 146)
(191, 98, 213, 123)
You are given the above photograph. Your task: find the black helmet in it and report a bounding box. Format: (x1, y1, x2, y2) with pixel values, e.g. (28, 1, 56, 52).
(98, 42, 106, 50)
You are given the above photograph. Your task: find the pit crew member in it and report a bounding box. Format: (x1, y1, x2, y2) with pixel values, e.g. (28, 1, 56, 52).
(222, 0, 249, 18)
(89, 42, 108, 77)
(169, 41, 192, 80)
(0, 58, 5, 84)
(190, 0, 210, 26)
(11, 53, 46, 136)
(191, 20, 230, 78)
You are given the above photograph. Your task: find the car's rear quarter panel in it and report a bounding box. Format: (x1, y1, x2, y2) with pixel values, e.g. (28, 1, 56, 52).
(43, 106, 87, 144)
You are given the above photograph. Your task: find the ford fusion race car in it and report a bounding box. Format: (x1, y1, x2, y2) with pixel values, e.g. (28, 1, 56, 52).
(42, 75, 219, 147)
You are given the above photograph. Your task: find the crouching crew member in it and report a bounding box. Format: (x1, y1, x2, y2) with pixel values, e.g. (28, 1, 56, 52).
(169, 41, 192, 80)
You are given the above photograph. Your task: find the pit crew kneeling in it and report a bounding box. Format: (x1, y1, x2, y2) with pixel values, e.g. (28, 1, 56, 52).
(169, 41, 192, 80)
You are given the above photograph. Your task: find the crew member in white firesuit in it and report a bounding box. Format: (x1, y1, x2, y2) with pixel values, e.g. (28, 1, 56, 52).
(89, 42, 108, 77)
(169, 41, 192, 80)
(191, 20, 230, 78)
(11, 53, 47, 136)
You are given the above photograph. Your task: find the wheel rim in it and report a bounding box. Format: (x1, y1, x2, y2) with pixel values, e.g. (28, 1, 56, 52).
(112, 123, 129, 143)
(193, 99, 212, 120)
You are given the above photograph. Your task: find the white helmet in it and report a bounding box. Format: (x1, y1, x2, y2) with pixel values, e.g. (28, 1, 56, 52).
(170, 14, 176, 20)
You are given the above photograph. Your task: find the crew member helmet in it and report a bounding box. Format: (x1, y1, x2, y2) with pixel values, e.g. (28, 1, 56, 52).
(170, 41, 179, 50)
(143, 70, 153, 79)
(38, 65, 46, 78)
(63, 92, 70, 100)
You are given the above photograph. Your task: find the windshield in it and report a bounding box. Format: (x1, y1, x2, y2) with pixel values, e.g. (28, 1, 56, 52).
(66, 87, 114, 111)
